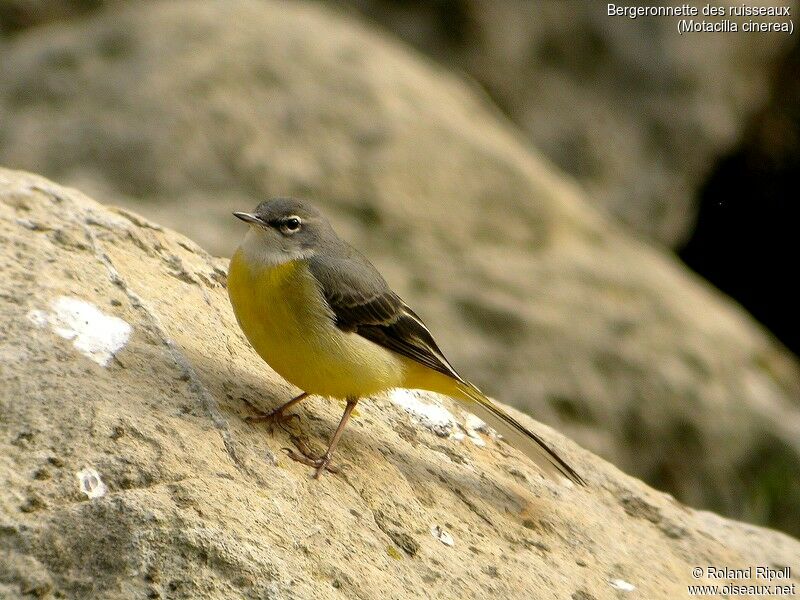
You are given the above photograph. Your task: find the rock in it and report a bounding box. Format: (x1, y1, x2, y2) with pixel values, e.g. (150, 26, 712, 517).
(1, 167, 798, 599)
(0, 0, 799, 536)
(340, 0, 797, 245)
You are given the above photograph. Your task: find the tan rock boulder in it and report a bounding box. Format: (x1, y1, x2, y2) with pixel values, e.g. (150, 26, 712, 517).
(1, 167, 798, 600)
(0, 0, 799, 535)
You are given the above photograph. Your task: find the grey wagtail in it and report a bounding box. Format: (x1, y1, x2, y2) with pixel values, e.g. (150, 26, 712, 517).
(228, 198, 584, 485)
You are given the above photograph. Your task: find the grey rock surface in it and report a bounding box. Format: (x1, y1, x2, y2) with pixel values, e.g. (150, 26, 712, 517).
(0, 0, 798, 535)
(2, 167, 799, 599)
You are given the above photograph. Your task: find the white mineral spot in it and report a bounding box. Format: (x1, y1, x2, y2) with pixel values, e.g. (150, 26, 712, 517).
(464, 430, 486, 447)
(463, 413, 497, 446)
(76, 468, 107, 499)
(430, 525, 455, 547)
(27, 296, 132, 366)
(609, 579, 636, 592)
(389, 389, 456, 437)
(464, 413, 492, 435)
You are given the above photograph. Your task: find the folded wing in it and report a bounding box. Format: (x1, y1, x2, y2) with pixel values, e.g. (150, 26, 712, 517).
(307, 255, 460, 380)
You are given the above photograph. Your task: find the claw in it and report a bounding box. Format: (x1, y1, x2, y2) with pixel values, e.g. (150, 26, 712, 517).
(281, 437, 341, 476)
(242, 392, 308, 433)
(256, 394, 356, 479)
(245, 409, 300, 433)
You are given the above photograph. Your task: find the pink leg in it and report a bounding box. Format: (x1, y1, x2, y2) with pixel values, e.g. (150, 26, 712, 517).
(285, 397, 359, 478)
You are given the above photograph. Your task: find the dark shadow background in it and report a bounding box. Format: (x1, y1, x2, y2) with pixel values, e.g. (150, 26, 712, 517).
(681, 38, 799, 356)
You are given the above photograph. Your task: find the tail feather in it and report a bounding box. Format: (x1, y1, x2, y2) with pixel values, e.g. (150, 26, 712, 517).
(455, 381, 585, 486)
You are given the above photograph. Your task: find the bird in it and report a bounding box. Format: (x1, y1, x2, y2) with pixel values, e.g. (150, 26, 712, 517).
(227, 197, 584, 485)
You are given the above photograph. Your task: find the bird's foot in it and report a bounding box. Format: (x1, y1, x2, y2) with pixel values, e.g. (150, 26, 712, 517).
(244, 404, 300, 433)
(283, 436, 340, 477)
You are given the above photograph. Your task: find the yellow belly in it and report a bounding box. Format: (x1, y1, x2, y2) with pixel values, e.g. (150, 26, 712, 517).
(227, 250, 405, 399)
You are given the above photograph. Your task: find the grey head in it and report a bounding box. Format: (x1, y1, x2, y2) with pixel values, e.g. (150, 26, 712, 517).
(233, 197, 344, 265)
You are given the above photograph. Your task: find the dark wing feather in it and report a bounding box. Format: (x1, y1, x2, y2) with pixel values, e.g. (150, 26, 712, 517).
(307, 255, 460, 379)
(357, 308, 460, 379)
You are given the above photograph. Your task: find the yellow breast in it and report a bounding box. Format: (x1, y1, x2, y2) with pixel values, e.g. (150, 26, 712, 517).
(227, 249, 405, 398)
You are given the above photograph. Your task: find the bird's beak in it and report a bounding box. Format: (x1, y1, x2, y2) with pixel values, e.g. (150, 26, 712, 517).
(233, 212, 263, 225)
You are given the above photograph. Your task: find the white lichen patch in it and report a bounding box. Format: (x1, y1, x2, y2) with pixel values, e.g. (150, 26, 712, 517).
(430, 525, 454, 546)
(388, 389, 492, 449)
(462, 413, 498, 447)
(464, 413, 493, 436)
(27, 296, 132, 366)
(76, 468, 107, 499)
(609, 579, 636, 592)
(389, 389, 457, 437)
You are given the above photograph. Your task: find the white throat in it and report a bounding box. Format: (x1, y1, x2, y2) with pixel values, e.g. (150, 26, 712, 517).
(238, 227, 311, 268)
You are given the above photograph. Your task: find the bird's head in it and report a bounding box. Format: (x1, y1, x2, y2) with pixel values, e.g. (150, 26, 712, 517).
(233, 197, 336, 266)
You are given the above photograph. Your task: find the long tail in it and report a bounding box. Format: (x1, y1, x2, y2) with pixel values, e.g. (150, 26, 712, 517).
(454, 381, 585, 486)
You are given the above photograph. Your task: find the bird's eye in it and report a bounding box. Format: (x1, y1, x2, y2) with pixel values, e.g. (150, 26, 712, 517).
(279, 216, 302, 234)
